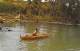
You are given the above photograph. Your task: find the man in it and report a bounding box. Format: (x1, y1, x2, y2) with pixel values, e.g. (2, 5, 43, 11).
(32, 28, 39, 36)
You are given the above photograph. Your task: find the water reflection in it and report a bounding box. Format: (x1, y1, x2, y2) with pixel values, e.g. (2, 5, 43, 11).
(0, 23, 80, 51)
(21, 40, 48, 51)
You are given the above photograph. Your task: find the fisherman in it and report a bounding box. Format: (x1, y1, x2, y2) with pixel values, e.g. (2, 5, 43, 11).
(32, 28, 39, 36)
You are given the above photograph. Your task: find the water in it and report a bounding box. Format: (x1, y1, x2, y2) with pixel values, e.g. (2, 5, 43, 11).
(0, 23, 80, 51)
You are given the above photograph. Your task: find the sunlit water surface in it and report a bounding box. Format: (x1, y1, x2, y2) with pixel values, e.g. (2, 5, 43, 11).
(0, 23, 80, 51)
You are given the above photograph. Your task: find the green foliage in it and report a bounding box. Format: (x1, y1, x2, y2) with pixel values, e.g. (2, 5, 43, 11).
(1, 0, 79, 24)
(0, 2, 23, 15)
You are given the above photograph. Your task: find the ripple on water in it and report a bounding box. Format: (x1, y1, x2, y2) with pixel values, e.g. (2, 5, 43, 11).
(0, 24, 80, 51)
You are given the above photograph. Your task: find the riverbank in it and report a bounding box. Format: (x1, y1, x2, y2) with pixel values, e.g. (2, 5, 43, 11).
(20, 19, 80, 26)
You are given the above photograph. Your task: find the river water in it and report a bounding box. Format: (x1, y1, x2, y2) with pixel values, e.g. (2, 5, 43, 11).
(0, 23, 80, 51)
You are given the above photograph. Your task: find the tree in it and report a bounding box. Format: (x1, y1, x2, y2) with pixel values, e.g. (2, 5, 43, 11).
(49, 0, 55, 16)
(63, 0, 80, 24)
